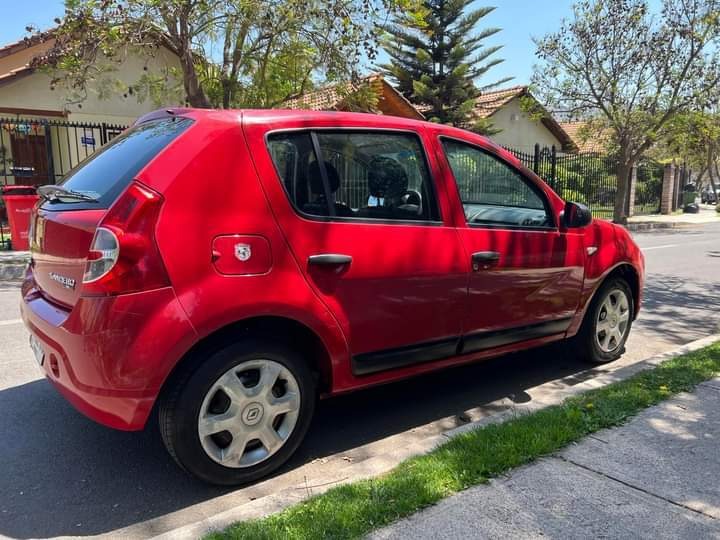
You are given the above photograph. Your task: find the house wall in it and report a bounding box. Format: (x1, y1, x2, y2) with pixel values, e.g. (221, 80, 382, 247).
(486, 98, 562, 152)
(0, 46, 183, 185)
(0, 45, 183, 123)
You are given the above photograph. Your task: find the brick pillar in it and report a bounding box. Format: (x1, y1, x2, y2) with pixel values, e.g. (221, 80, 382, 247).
(627, 165, 638, 217)
(661, 162, 675, 214)
(673, 166, 681, 211)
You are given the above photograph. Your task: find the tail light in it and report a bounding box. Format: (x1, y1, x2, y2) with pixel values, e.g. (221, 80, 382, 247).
(81, 181, 169, 295)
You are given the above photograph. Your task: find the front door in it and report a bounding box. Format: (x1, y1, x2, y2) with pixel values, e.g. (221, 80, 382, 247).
(437, 136, 585, 353)
(10, 133, 49, 185)
(254, 128, 467, 377)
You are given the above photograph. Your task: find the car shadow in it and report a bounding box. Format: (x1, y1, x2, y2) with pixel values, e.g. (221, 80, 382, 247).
(0, 343, 588, 539)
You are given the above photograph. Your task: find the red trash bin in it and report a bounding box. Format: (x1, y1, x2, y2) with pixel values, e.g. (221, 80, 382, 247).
(1, 185, 39, 251)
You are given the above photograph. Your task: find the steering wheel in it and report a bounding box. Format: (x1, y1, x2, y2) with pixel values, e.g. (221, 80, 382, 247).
(400, 189, 423, 214)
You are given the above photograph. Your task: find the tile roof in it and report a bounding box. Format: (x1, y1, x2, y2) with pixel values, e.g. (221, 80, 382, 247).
(473, 85, 528, 118)
(559, 121, 612, 153)
(0, 31, 55, 86)
(0, 36, 43, 60)
(282, 75, 424, 119)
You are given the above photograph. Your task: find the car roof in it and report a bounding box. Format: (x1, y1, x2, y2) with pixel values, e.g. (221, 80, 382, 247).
(135, 107, 520, 169)
(145, 107, 475, 138)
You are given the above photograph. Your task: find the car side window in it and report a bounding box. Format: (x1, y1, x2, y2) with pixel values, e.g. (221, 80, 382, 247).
(441, 138, 553, 228)
(267, 131, 440, 222)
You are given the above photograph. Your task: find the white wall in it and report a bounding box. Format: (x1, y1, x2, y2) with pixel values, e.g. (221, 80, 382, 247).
(0, 46, 184, 185)
(486, 98, 562, 152)
(0, 45, 184, 123)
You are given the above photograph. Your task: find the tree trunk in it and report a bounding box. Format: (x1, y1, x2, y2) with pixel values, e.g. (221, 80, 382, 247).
(613, 160, 632, 224)
(708, 159, 719, 197)
(180, 48, 211, 108)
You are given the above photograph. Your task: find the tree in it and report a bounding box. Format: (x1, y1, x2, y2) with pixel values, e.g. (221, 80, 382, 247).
(662, 108, 720, 195)
(379, 0, 510, 133)
(31, 0, 397, 109)
(532, 0, 720, 223)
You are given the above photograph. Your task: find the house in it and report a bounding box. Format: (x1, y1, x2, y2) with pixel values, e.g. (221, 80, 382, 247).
(473, 86, 576, 153)
(0, 32, 183, 186)
(284, 80, 576, 154)
(282, 75, 425, 121)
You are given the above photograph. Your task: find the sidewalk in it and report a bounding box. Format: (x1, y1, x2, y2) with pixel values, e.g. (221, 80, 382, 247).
(371, 378, 720, 539)
(626, 205, 718, 230)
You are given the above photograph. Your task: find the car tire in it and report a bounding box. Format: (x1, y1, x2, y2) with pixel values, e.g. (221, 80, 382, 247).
(158, 338, 316, 485)
(574, 278, 634, 364)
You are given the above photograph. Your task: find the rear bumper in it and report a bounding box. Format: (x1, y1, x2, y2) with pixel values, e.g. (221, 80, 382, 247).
(20, 280, 197, 430)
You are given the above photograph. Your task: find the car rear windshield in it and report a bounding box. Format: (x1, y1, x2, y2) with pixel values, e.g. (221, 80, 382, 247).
(41, 116, 193, 211)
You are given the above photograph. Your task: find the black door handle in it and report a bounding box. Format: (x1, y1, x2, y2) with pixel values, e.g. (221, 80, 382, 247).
(308, 254, 353, 266)
(471, 251, 500, 271)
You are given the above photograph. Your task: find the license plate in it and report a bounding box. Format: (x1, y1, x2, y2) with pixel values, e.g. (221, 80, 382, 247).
(29, 334, 45, 367)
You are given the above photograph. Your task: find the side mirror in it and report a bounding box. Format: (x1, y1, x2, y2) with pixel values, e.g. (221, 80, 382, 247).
(563, 201, 592, 228)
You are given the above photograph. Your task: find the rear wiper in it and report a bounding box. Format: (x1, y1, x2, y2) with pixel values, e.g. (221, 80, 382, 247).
(38, 185, 99, 203)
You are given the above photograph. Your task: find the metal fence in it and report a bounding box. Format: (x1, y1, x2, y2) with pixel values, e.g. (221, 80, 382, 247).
(0, 117, 127, 186)
(0, 117, 128, 248)
(505, 143, 666, 220)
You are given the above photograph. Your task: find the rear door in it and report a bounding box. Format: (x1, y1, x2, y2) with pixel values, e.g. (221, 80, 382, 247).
(436, 135, 585, 352)
(248, 125, 467, 377)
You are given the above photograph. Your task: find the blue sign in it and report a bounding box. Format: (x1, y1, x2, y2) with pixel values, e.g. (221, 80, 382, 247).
(81, 135, 96, 146)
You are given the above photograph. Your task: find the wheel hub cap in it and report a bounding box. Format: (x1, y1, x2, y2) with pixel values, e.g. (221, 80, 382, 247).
(595, 288, 630, 353)
(197, 359, 301, 469)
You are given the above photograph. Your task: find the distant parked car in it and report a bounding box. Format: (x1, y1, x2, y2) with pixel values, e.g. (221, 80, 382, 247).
(701, 186, 718, 204)
(21, 109, 645, 485)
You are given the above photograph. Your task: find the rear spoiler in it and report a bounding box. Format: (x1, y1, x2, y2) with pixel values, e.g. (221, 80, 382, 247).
(134, 108, 193, 126)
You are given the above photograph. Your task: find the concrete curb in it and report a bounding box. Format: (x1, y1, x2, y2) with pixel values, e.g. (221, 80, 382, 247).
(0, 252, 29, 282)
(147, 333, 720, 540)
(0, 263, 27, 282)
(626, 220, 717, 231)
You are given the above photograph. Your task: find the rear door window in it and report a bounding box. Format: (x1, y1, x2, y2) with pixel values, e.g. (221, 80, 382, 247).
(267, 130, 440, 222)
(42, 116, 193, 211)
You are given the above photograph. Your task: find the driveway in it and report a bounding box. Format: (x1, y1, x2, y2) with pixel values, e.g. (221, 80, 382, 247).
(0, 222, 718, 539)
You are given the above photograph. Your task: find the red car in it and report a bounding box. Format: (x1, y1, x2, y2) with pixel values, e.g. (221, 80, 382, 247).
(21, 109, 644, 485)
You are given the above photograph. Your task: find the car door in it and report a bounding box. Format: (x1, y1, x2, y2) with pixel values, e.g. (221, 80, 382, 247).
(249, 125, 467, 378)
(435, 135, 585, 354)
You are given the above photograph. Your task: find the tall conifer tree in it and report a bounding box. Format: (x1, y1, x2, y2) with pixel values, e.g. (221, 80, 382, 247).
(380, 1, 510, 133)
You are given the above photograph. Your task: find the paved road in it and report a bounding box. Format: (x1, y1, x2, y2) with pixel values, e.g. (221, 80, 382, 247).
(0, 223, 718, 539)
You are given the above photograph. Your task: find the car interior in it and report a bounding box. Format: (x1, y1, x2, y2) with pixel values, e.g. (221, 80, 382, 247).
(269, 132, 439, 221)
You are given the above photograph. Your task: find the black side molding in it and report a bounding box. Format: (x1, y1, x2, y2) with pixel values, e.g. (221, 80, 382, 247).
(352, 337, 460, 376)
(352, 317, 572, 376)
(460, 317, 572, 355)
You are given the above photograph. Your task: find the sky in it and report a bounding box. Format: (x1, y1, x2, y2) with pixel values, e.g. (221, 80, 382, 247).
(0, 0, 663, 86)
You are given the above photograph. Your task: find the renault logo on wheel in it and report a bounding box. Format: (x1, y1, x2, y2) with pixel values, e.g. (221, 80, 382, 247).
(234, 243, 252, 262)
(242, 403, 264, 426)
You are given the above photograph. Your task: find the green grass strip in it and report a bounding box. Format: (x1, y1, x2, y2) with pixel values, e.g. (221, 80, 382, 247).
(209, 342, 720, 540)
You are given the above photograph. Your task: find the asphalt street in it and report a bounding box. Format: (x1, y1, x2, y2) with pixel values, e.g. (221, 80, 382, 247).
(0, 223, 718, 539)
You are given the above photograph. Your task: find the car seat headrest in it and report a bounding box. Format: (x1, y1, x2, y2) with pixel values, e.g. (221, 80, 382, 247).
(367, 156, 408, 199)
(308, 161, 340, 194)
